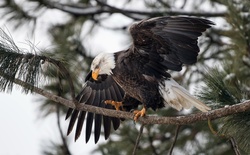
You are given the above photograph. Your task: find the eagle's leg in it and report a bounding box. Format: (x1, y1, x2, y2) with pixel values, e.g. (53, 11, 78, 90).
(133, 106, 146, 121)
(105, 100, 123, 111)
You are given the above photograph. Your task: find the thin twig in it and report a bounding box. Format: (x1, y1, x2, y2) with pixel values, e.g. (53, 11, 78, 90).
(132, 124, 145, 155)
(56, 105, 72, 155)
(56, 77, 72, 155)
(208, 119, 219, 135)
(230, 137, 241, 155)
(208, 120, 241, 155)
(148, 126, 159, 155)
(168, 125, 181, 155)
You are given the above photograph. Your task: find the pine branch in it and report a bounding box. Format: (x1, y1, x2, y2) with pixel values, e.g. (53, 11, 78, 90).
(2, 69, 250, 126)
(0, 28, 76, 100)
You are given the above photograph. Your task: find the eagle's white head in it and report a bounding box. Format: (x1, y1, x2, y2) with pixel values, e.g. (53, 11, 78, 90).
(90, 52, 116, 80)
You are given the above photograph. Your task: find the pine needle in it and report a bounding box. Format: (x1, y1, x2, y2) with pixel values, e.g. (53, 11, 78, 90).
(0, 28, 76, 99)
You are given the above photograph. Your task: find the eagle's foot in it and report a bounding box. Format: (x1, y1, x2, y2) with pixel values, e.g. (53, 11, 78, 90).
(105, 100, 123, 111)
(133, 107, 146, 121)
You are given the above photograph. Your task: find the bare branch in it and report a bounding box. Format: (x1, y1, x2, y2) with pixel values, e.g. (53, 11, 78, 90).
(41, 0, 227, 19)
(230, 137, 241, 155)
(168, 125, 181, 155)
(148, 126, 159, 155)
(132, 124, 145, 155)
(208, 120, 242, 155)
(2, 70, 250, 126)
(56, 105, 72, 155)
(56, 77, 72, 155)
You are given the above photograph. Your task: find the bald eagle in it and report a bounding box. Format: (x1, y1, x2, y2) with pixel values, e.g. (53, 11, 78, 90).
(66, 16, 214, 143)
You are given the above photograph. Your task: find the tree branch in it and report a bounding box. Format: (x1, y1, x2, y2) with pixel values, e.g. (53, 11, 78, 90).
(41, 0, 227, 19)
(56, 105, 72, 155)
(2, 70, 250, 126)
(230, 137, 241, 155)
(148, 126, 159, 155)
(168, 125, 181, 155)
(132, 124, 145, 155)
(56, 77, 72, 155)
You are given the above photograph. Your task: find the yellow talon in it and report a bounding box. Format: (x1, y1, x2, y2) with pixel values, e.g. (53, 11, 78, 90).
(133, 107, 146, 121)
(105, 100, 123, 110)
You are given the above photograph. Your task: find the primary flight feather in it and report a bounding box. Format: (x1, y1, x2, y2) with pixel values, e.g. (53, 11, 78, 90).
(66, 16, 214, 143)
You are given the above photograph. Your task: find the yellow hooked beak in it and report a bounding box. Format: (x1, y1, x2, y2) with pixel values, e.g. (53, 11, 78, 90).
(92, 68, 100, 81)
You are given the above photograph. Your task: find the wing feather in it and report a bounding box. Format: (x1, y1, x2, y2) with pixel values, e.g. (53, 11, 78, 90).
(103, 115, 111, 139)
(75, 111, 86, 141)
(65, 108, 73, 120)
(128, 16, 214, 78)
(105, 85, 121, 130)
(94, 89, 102, 143)
(78, 86, 92, 103)
(67, 110, 79, 135)
(94, 113, 102, 143)
(85, 90, 96, 143)
(111, 117, 120, 130)
(66, 71, 125, 143)
(100, 89, 112, 140)
(85, 112, 94, 143)
(109, 85, 117, 101)
(112, 83, 123, 100)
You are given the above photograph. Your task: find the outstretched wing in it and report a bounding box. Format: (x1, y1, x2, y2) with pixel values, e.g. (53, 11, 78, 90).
(66, 71, 125, 143)
(128, 16, 214, 78)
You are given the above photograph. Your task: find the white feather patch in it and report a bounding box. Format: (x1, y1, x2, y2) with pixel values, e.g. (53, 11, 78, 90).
(159, 78, 211, 112)
(91, 53, 116, 75)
